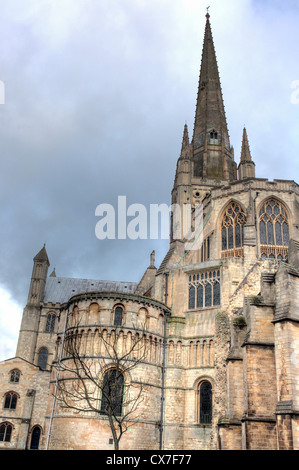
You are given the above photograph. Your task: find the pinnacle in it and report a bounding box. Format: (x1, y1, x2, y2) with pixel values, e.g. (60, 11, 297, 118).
(179, 123, 191, 160)
(241, 127, 252, 162)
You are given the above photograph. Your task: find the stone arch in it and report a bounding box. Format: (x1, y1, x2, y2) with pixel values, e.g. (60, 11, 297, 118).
(112, 303, 126, 327)
(89, 302, 100, 324)
(194, 377, 214, 425)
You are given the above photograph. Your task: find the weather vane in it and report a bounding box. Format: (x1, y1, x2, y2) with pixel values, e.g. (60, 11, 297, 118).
(206, 6, 210, 18)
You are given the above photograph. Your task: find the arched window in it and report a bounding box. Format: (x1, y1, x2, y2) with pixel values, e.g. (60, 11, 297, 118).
(210, 130, 218, 144)
(37, 348, 48, 370)
(198, 381, 212, 425)
(114, 306, 123, 326)
(188, 285, 196, 309)
(100, 369, 124, 417)
(45, 313, 56, 333)
(4, 392, 18, 410)
(10, 369, 20, 383)
(30, 426, 41, 450)
(259, 198, 289, 260)
(188, 271, 221, 309)
(0, 422, 13, 442)
(221, 201, 247, 258)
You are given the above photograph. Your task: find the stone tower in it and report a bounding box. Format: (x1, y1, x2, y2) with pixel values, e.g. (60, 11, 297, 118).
(16, 245, 50, 362)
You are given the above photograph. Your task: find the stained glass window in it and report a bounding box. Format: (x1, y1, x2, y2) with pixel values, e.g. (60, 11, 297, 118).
(259, 199, 289, 260)
(221, 202, 246, 258)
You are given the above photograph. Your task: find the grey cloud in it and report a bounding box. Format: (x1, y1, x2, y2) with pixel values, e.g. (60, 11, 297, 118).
(0, 1, 298, 348)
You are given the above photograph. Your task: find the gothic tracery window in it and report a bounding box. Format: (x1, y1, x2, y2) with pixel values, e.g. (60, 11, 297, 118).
(259, 198, 289, 260)
(0, 422, 13, 442)
(4, 392, 18, 410)
(188, 271, 221, 309)
(221, 201, 246, 258)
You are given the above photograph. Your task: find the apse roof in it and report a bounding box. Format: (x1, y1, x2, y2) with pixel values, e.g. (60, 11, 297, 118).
(43, 276, 137, 304)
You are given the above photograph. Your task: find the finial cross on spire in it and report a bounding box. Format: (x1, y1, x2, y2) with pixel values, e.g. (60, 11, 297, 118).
(206, 6, 210, 18)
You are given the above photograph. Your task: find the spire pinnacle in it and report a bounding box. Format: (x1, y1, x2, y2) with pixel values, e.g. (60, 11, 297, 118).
(179, 123, 191, 160)
(240, 127, 252, 162)
(238, 127, 255, 180)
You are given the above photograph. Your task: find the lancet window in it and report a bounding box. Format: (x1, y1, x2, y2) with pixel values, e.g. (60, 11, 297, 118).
(259, 198, 289, 260)
(221, 201, 246, 258)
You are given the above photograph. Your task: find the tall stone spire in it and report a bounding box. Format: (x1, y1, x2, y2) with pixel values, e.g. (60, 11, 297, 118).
(192, 12, 237, 181)
(238, 127, 255, 179)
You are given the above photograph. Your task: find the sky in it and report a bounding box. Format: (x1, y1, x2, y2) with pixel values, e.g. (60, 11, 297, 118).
(0, 0, 299, 360)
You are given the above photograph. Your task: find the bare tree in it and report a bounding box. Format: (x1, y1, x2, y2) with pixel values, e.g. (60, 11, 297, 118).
(53, 322, 149, 450)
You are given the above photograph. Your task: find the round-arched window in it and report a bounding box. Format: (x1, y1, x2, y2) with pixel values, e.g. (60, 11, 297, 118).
(100, 369, 124, 417)
(198, 381, 212, 425)
(37, 348, 48, 370)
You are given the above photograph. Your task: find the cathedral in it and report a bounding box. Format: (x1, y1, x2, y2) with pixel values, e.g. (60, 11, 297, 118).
(1, 13, 299, 451)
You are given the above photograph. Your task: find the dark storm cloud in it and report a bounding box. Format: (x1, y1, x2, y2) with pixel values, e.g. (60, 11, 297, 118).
(0, 0, 298, 358)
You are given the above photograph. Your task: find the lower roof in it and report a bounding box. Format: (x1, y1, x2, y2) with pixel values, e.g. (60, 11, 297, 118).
(43, 277, 137, 304)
